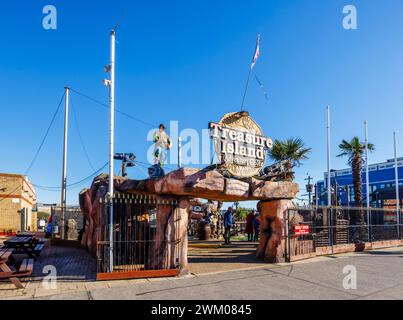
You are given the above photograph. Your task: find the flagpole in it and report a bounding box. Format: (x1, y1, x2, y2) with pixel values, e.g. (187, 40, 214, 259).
(394, 132, 400, 239)
(241, 34, 260, 111)
(326, 105, 334, 250)
(241, 67, 253, 111)
(365, 120, 371, 242)
(394, 132, 400, 211)
(326, 106, 331, 207)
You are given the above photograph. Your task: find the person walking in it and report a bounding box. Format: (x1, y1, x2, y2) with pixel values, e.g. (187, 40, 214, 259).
(253, 212, 261, 242)
(223, 207, 235, 245)
(245, 210, 255, 241)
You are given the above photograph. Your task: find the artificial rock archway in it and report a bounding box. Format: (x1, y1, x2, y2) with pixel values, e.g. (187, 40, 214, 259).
(79, 167, 299, 275)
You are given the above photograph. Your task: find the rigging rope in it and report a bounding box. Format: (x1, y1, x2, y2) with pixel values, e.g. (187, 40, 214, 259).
(69, 87, 157, 128)
(32, 162, 108, 191)
(25, 92, 66, 175)
(70, 96, 96, 171)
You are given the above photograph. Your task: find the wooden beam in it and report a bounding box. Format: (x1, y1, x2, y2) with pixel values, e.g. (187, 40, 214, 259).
(96, 269, 180, 281)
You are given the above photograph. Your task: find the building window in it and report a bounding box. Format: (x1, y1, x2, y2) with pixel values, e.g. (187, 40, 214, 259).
(349, 187, 355, 203)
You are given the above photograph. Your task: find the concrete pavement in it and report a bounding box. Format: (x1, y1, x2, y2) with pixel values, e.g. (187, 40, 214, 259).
(6, 246, 403, 300)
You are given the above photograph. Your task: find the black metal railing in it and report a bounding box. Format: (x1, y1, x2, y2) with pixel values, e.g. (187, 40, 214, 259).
(286, 206, 402, 261)
(97, 194, 181, 274)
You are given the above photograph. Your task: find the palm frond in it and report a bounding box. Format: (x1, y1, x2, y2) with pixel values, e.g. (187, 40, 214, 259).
(268, 137, 311, 167)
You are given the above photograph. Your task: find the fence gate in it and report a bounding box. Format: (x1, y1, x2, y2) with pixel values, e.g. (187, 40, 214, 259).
(96, 194, 181, 280)
(285, 208, 316, 262)
(285, 207, 354, 261)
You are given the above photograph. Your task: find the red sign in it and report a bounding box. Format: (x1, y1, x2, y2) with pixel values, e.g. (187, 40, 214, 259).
(295, 225, 310, 236)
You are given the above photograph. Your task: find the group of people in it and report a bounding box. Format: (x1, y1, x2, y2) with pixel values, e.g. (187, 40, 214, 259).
(245, 210, 261, 242)
(222, 207, 261, 244)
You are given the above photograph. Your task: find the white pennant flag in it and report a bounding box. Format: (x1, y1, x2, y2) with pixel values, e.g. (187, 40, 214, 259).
(251, 34, 260, 69)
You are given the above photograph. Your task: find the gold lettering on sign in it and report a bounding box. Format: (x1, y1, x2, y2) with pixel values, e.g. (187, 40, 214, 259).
(209, 112, 273, 178)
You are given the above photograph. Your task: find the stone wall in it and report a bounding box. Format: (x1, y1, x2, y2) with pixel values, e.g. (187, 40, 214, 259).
(0, 173, 37, 233)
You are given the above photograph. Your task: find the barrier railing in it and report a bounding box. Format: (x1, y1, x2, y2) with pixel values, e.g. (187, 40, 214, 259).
(286, 206, 402, 261)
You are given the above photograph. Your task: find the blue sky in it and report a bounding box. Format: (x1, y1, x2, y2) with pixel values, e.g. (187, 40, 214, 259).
(1, 0, 403, 206)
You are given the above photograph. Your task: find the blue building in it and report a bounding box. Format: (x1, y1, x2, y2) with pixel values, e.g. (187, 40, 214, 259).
(316, 158, 403, 208)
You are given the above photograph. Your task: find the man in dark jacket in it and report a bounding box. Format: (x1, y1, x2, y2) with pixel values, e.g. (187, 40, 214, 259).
(253, 212, 261, 242)
(223, 207, 235, 244)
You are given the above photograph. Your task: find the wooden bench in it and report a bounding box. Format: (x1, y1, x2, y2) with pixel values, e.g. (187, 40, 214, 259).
(0, 248, 34, 289)
(18, 259, 34, 276)
(0, 248, 14, 265)
(33, 244, 45, 256)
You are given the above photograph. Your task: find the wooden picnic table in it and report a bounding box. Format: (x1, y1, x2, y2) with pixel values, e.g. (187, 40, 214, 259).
(3, 236, 37, 259)
(15, 232, 36, 238)
(0, 247, 34, 289)
(0, 248, 14, 265)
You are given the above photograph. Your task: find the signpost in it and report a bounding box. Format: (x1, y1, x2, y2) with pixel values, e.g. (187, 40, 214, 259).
(209, 112, 273, 178)
(295, 225, 310, 237)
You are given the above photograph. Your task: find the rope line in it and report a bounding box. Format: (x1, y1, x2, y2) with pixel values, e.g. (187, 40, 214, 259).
(69, 87, 157, 128)
(32, 162, 108, 191)
(70, 96, 96, 171)
(25, 92, 66, 175)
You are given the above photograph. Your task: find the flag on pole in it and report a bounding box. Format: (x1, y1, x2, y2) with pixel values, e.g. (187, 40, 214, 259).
(251, 34, 261, 69)
(254, 73, 269, 100)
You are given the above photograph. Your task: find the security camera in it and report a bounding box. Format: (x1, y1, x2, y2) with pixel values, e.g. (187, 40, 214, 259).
(104, 65, 111, 73)
(103, 79, 111, 87)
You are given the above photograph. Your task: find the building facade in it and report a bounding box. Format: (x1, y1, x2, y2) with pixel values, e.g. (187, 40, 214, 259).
(316, 158, 403, 208)
(0, 173, 37, 234)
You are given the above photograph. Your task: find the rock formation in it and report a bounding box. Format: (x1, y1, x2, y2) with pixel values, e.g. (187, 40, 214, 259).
(79, 167, 299, 274)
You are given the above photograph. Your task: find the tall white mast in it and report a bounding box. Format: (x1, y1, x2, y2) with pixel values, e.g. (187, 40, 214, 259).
(394, 132, 400, 239)
(103, 29, 116, 272)
(365, 121, 370, 241)
(109, 29, 115, 272)
(60, 86, 69, 240)
(326, 106, 331, 207)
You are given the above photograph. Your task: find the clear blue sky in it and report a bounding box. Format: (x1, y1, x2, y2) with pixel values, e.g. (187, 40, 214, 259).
(1, 0, 403, 206)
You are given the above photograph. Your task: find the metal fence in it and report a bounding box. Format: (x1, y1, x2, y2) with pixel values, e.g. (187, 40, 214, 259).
(51, 207, 83, 240)
(96, 194, 181, 275)
(285, 206, 402, 261)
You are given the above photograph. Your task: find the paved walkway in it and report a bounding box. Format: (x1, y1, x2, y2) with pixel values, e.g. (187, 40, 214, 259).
(1, 242, 403, 300)
(34, 247, 403, 300)
(188, 240, 267, 275)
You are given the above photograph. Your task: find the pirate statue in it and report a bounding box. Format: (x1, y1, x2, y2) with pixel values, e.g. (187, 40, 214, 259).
(148, 124, 171, 178)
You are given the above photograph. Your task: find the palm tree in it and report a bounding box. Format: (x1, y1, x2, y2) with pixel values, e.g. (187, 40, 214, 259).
(268, 137, 311, 168)
(337, 137, 375, 223)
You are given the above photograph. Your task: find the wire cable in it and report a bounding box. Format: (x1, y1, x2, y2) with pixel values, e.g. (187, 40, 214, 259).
(0, 92, 65, 202)
(0, 186, 22, 203)
(25, 92, 66, 175)
(69, 87, 157, 128)
(32, 162, 108, 191)
(70, 96, 96, 171)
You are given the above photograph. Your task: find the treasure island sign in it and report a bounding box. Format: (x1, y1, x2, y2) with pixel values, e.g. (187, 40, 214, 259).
(209, 111, 273, 178)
